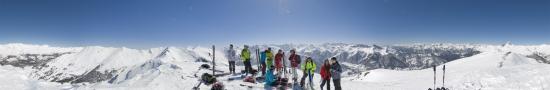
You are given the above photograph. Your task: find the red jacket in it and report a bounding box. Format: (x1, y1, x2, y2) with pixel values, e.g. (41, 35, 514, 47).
(288, 54, 301, 67)
(320, 64, 331, 80)
(275, 53, 283, 68)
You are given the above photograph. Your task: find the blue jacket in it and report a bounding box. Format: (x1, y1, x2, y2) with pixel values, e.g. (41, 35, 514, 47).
(260, 51, 266, 64)
(264, 69, 275, 86)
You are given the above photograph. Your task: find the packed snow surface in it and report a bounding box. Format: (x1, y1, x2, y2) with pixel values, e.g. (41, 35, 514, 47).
(0, 43, 549, 90)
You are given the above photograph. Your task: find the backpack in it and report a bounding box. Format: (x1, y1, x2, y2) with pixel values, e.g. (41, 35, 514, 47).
(201, 73, 217, 85)
(211, 82, 224, 90)
(243, 76, 256, 83)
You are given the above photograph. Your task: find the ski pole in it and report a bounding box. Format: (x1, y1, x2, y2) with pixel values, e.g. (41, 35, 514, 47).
(433, 65, 436, 89)
(443, 65, 446, 88)
(212, 45, 215, 76)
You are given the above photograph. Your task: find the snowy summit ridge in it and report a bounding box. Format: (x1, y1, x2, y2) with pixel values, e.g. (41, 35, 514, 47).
(0, 43, 549, 90)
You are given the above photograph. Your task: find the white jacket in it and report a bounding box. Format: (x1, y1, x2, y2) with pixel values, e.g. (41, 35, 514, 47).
(226, 49, 237, 61)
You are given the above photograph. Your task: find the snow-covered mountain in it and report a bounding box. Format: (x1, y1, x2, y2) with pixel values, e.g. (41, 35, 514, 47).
(250, 43, 481, 75)
(352, 44, 550, 89)
(0, 43, 549, 90)
(0, 44, 221, 89)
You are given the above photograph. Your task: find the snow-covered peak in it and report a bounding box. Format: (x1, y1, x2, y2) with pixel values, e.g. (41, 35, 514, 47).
(502, 41, 513, 47)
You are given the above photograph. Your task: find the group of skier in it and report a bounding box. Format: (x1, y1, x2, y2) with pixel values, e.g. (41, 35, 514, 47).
(226, 44, 343, 90)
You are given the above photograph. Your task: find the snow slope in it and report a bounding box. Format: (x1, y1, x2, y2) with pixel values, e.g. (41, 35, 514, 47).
(0, 43, 549, 90)
(354, 45, 550, 90)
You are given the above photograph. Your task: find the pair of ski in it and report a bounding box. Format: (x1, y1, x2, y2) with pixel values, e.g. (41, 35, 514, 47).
(227, 72, 246, 81)
(430, 65, 448, 90)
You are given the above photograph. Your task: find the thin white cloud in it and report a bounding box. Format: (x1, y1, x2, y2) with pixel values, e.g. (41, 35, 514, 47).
(278, 0, 292, 15)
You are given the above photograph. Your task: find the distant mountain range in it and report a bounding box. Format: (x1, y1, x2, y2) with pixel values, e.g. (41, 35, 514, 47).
(0, 43, 549, 89)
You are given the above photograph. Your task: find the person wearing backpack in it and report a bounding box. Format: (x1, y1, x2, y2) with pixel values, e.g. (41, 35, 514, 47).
(288, 49, 301, 82)
(274, 49, 284, 76)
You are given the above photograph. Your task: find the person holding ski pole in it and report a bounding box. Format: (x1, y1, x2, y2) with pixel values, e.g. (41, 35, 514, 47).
(320, 59, 331, 90)
(241, 45, 252, 75)
(275, 49, 284, 76)
(300, 57, 316, 88)
(330, 57, 342, 90)
(226, 44, 237, 74)
(288, 49, 302, 82)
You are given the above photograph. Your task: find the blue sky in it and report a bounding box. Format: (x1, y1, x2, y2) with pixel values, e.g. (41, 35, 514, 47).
(0, 0, 549, 48)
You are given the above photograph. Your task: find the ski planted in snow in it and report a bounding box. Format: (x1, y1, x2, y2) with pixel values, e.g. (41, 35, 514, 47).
(443, 65, 445, 87)
(308, 70, 314, 90)
(434, 65, 437, 89)
(428, 65, 449, 90)
(212, 45, 216, 76)
(256, 48, 261, 75)
(441, 65, 448, 90)
(283, 52, 287, 78)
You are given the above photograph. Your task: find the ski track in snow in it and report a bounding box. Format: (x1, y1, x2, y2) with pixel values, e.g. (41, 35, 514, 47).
(0, 43, 549, 90)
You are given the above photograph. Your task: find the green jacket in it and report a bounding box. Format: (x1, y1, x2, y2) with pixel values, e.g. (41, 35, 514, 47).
(301, 59, 316, 74)
(241, 48, 250, 61)
(265, 50, 274, 69)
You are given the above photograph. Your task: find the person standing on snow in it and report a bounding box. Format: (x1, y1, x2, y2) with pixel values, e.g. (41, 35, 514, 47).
(259, 50, 267, 76)
(265, 48, 274, 71)
(241, 45, 252, 75)
(320, 59, 331, 90)
(288, 49, 301, 82)
(330, 57, 342, 90)
(274, 49, 284, 76)
(226, 44, 237, 74)
(300, 57, 316, 87)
